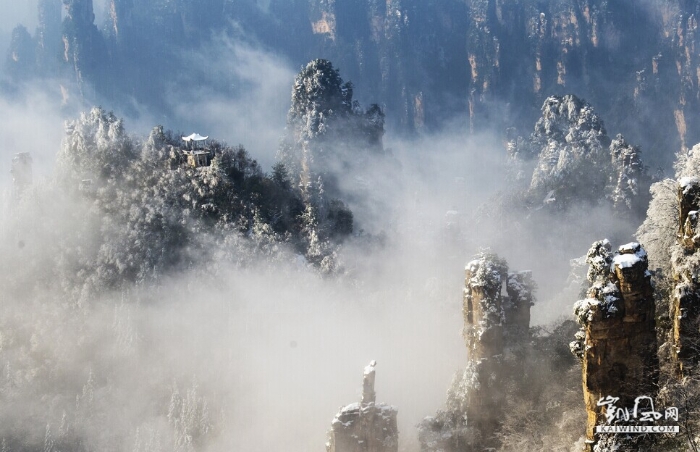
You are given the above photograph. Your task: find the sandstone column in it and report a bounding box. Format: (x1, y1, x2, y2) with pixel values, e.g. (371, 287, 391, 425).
(572, 241, 658, 450)
(326, 362, 398, 452)
(419, 252, 535, 452)
(462, 254, 508, 437)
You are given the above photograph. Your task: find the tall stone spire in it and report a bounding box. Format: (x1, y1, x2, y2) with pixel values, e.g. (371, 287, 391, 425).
(361, 360, 377, 405)
(419, 252, 535, 452)
(572, 241, 658, 451)
(326, 362, 398, 452)
(36, 0, 62, 73)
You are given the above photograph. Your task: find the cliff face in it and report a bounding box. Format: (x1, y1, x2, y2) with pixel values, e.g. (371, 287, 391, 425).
(5, 26, 36, 79)
(284, 0, 700, 164)
(572, 240, 658, 451)
(36, 0, 62, 74)
(640, 143, 700, 377)
(61, 0, 109, 98)
(326, 362, 398, 452)
(106, 0, 134, 42)
(505, 270, 534, 335)
(464, 256, 534, 349)
(635, 141, 700, 450)
(672, 177, 700, 375)
(607, 134, 649, 214)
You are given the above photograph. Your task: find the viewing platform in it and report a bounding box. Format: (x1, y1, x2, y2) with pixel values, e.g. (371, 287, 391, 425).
(182, 133, 211, 168)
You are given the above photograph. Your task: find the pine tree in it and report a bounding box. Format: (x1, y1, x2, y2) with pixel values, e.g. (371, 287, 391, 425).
(279, 58, 384, 184)
(57, 107, 136, 184)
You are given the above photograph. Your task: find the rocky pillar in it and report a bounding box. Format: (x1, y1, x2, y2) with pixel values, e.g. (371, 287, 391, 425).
(673, 178, 700, 375)
(419, 252, 535, 451)
(326, 362, 398, 452)
(463, 254, 508, 361)
(362, 361, 377, 405)
(462, 253, 510, 441)
(572, 241, 658, 451)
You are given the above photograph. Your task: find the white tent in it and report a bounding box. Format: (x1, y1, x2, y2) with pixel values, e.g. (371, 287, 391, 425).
(182, 133, 209, 142)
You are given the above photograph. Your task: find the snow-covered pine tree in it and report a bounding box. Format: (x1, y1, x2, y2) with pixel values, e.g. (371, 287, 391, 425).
(278, 58, 384, 193)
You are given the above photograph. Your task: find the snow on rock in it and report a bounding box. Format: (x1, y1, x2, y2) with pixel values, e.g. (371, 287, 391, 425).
(670, 166, 700, 373)
(679, 176, 700, 192)
(586, 239, 613, 283)
(572, 239, 657, 449)
(364, 360, 376, 376)
(463, 252, 508, 361)
(678, 176, 700, 253)
(574, 298, 600, 324)
(326, 362, 398, 452)
(525, 95, 609, 200)
(505, 270, 534, 333)
(612, 242, 647, 269)
(362, 360, 377, 404)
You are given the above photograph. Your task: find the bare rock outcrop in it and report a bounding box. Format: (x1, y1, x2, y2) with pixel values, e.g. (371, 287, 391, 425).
(36, 0, 62, 73)
(418, 252, 535, 451)
(571, 240, 658, 451)
(326, 361, 398, 452)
